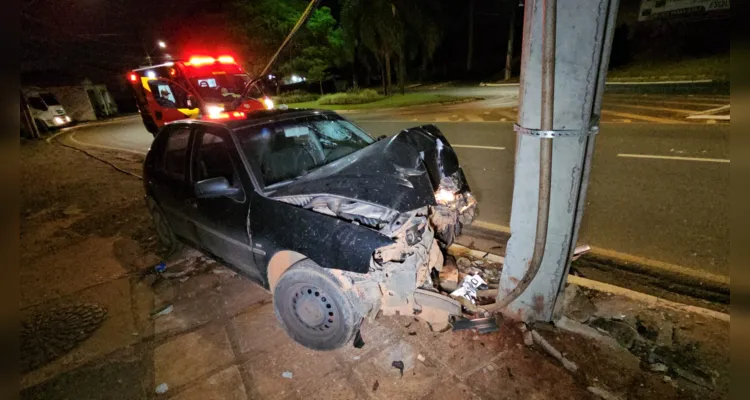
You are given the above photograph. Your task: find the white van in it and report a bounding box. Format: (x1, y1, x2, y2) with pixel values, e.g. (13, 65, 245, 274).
(22, 87, 72, 131)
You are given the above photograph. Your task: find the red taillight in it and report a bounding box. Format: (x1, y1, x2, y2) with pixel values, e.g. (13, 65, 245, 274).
(128, 72, 138, 83)
(188, 56, 216, 66)
(217, 55, 235, 64)
(205, 111, 246, 120)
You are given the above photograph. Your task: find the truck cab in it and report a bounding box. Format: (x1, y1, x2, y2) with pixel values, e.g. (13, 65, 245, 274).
(127, 55, 273, 136)
(22, 87, 72, 131)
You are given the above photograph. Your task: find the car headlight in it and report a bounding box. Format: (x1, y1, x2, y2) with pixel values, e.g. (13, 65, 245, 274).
(65, 116, 71, 122)
(53, 116, 65, 125)
(434, 188, 456, 204)
(205, 104, 224, 117)
(263, 97, 274, 110)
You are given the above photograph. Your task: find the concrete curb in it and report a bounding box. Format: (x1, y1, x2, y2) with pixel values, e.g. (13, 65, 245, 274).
(463, 221, 729, 289)
(445, 244, 730, 322)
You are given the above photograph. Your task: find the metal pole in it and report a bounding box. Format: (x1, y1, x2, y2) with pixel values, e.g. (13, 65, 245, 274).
(495, 0, 619, 321)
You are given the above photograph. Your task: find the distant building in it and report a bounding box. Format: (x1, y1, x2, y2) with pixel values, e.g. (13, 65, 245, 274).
(21, 71, 118, 122)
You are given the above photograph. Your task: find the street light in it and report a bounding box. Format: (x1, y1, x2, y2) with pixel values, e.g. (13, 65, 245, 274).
(158, 40, 167, 49)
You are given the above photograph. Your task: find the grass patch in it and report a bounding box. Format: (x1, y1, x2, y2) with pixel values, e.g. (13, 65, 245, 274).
(284, 93, 470, 110)
(273, 90, 321, 104)
(319, 89, 383, 105)
(608, 55, 729, 81)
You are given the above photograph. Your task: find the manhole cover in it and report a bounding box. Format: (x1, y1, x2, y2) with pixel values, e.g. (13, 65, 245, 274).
(20, 303, 107, 373)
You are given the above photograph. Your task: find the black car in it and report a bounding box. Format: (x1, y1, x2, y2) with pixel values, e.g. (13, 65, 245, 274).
(144, 109, 476, 350)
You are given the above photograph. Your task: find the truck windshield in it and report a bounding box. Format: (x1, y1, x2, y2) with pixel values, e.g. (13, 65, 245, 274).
(236, 115, 375, 187)
(40, 93, 60, 106)
(190, 74, 254, 103)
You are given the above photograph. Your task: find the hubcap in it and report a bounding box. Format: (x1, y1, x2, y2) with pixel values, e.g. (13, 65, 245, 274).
(291, 285, 336, 332)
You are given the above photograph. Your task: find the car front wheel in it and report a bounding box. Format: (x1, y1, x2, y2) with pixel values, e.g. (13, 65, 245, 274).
(273, 259, 361, 350)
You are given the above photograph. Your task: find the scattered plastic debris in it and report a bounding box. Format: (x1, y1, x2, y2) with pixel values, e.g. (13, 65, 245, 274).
(587, 385, 622, 400)
(151, 305, 173, 319)
(353, 356, 360, 360)
(391, 360, 405, 377)
(417, 354, 426, 363)
(450, 275, 488, 305)
(154, 262, 167, 273)
(452, 317, 498, 334)
(281, 371, 293, 379)
(155, 383, 169, 394)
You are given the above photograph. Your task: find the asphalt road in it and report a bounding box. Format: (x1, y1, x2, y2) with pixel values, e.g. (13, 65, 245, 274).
(61, 112, 729, 281)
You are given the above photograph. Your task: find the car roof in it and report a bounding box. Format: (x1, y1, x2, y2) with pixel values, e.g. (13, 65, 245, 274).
(166, 109, 341, 131)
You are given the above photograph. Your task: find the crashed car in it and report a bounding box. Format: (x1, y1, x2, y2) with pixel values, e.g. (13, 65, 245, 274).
(143, 109, 476, 350)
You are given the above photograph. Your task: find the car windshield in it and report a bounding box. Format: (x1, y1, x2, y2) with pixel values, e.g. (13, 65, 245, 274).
(40, 93, 60, 106)
(236, 114, 375, 187)
(190, 74, 254, 103)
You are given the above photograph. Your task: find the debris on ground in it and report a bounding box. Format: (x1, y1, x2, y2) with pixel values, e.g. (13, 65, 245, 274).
(417, 354, 426, 363)
(587, 385, 622, 400)
(450, 274, 488, 309)
(391, 360, 405, 377)
(531, 330, 578, 373)
(281, 371, 293, 379)
(154, 262, 167, 273)
(372, 380, 379, 391)
(150, 304, 173, 319)
(154, 383, 168, 394)
(452, 317, 498, 334)
(353, 329, 365, 348)
(562, 284, 597, 323)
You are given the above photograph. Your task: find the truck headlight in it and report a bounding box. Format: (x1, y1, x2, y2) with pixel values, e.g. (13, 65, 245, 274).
(206, 104, 224, 117)
(53, 116, 66, 125)
(263, 97, 274, 110)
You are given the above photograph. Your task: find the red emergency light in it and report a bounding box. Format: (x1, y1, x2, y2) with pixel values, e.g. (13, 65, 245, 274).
(128, 72, 138, 83)
(187, 55, 237, 66)
(205, 111, 246, 120)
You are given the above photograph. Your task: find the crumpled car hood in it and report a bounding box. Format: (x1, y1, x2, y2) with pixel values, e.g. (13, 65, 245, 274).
(268, 124, 470, 213)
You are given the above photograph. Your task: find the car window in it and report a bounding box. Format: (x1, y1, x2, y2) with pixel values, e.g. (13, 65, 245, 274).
(193, 130, 243, 191)
(162, 126, 191, 178)
(28, 96, 47, 111)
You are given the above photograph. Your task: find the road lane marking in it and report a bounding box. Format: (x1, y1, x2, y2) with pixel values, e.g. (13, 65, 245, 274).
(452, 145, 506, 150)
(606, 103, 697, 114)
(617, 153, 729, 163)
(605, 79, 714, 85)
(601, 110, 685, 124)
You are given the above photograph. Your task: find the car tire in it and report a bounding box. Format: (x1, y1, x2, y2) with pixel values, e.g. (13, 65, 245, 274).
(147, 197, 183, 255)
(273, 259, 361, 350)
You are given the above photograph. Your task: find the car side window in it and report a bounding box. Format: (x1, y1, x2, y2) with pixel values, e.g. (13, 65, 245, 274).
(193, 129, 244, 196)
(162, 126, 191, 178)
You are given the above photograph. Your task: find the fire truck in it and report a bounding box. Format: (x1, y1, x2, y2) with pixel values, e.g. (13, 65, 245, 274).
(127, 55, 274, 135)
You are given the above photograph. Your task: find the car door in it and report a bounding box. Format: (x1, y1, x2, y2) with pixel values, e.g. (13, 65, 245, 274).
(188, 124, 261, 280)
(147, 124, 199, 245)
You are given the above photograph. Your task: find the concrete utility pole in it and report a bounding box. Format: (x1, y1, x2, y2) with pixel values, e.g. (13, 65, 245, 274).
(495, 0, 619, 322)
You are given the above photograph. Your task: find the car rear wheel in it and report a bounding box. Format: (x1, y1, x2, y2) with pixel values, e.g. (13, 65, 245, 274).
(273, 259, 361, 350)
(147, 197, 183, 255)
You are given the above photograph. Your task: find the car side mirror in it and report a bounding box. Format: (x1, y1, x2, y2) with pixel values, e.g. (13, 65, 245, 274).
(195, 177, 240, 198)
(376, 135, 387, 141)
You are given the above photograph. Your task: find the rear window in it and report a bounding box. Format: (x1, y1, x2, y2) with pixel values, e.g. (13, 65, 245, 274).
(40, 93, 60, 106)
